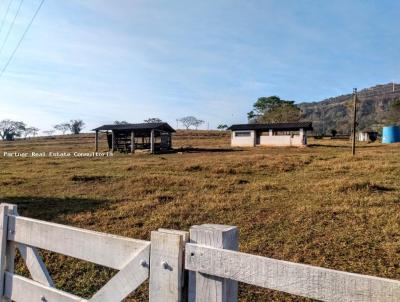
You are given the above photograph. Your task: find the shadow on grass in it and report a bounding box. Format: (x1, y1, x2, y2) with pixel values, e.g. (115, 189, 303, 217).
(1, 196, 110, 222)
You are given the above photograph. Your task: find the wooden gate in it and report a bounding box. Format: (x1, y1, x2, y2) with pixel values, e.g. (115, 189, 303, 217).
(1, 203, 400, 302)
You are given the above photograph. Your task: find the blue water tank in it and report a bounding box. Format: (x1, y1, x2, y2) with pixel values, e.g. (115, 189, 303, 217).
(382, 126, 400, 144)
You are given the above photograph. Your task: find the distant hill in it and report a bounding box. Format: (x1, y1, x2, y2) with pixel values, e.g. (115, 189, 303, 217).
(299, 83, 400, 134)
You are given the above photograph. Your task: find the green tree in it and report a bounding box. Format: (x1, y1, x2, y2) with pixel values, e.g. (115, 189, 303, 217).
(247, 96, 300, 123)
(69, 119, 85, 134)
(0, 120, 26, 141)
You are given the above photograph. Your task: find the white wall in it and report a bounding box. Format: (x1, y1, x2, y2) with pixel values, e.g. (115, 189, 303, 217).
(231, 130, 255, 147)
(231, 129, 307, 147)
(358, 132, 369, 142)
(259, 135, 305, 146)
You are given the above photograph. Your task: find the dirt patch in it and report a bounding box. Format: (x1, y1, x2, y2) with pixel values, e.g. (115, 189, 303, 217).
(70, 175, 112, 183)
(184, 164, 203, 172)
(156, 195, 175, 204)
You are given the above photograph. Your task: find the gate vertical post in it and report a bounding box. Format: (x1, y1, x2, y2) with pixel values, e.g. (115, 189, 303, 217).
(2, 204, 17, 302)
(188, 224, 238, 302)
(149, 229, 189, 302)
(0, 204, 9, 301)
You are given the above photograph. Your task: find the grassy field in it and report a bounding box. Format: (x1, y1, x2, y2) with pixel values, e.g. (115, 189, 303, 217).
(0, 131, 399, 301)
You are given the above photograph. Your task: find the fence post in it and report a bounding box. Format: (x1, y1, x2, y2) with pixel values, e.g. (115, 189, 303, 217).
(149, 229, 189, 302)
(0, 204, 9, 301)
(188, 224, 238, 302)
(3, 204, 17, 302)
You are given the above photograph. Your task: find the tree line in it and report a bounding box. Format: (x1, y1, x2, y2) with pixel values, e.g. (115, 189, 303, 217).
(0, 119, 85, 141)
(0, 116, 209, 141)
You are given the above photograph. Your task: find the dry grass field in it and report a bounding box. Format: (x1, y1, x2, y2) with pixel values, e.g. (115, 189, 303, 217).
(0, 130, 399, 301)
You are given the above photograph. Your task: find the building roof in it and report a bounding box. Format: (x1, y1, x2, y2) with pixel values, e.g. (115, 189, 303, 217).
(228, 122, 313, 131)
(93, 122, 176, 132)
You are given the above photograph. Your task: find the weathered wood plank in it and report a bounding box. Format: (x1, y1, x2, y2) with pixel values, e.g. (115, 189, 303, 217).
(185, 244, 400, 302)
(149, 229, 189, 302)
(188, 224, 238, 302)
(89, 244, 150, 302)
(7, 215, 149, 270)
(18, 243, 54, 287)
(4, 272, 86, 302)
(0, 205, 9, 302)
(3, 203, 54, 287)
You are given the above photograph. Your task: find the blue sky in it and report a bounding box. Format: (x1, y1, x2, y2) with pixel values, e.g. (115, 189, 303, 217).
(0, 0, 399, 132)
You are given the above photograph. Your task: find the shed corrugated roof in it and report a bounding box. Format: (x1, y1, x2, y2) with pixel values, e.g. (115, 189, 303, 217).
(92, 123, 176, 132)
(228, 122, 313, 131)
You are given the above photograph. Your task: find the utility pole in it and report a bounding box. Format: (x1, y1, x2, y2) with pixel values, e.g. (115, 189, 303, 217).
(351, 88, 357, 156)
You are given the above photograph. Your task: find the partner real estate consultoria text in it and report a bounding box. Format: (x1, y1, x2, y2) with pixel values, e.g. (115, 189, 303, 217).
(2, 151, 113, 157)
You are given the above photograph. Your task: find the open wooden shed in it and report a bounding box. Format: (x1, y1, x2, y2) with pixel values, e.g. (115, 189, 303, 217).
(93, 123, 175, 154)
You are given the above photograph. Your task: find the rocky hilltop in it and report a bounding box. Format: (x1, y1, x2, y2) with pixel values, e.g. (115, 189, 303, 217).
(299, 83, 400, 134)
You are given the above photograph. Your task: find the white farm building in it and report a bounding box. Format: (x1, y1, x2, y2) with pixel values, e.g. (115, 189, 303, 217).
(228, 122, 313, 147)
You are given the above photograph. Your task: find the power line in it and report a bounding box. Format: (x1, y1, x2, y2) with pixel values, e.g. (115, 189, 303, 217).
(0, 0, 44, 79)
(0, 0, 24, 56)
(0, 0, 14, 36)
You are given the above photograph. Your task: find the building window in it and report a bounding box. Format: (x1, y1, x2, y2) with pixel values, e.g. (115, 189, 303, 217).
(235, 131, 251, 137)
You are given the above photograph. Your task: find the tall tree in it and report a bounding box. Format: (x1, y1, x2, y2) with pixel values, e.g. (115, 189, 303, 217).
(30, 127, 40, 137)
(0, 120, 26, 141)
(23, 127, 39, 139)
(69, 119, 85, 134)
(178, 116, 203, 130)
(54, 123, 70, 135)
(247, 96, 301, 123)
(193, 119, 204, 130)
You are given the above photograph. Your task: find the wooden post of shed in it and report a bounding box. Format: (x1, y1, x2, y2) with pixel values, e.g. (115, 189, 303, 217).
(95, 130, 99, 152)
(111, 130, 116, 153)
(150, 129, 155, 154)
(131, 130, 135, 154)
(188, 224, 238, 302)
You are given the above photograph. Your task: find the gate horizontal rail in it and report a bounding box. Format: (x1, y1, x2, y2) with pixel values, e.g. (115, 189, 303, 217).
(0, 203, 399, 302)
